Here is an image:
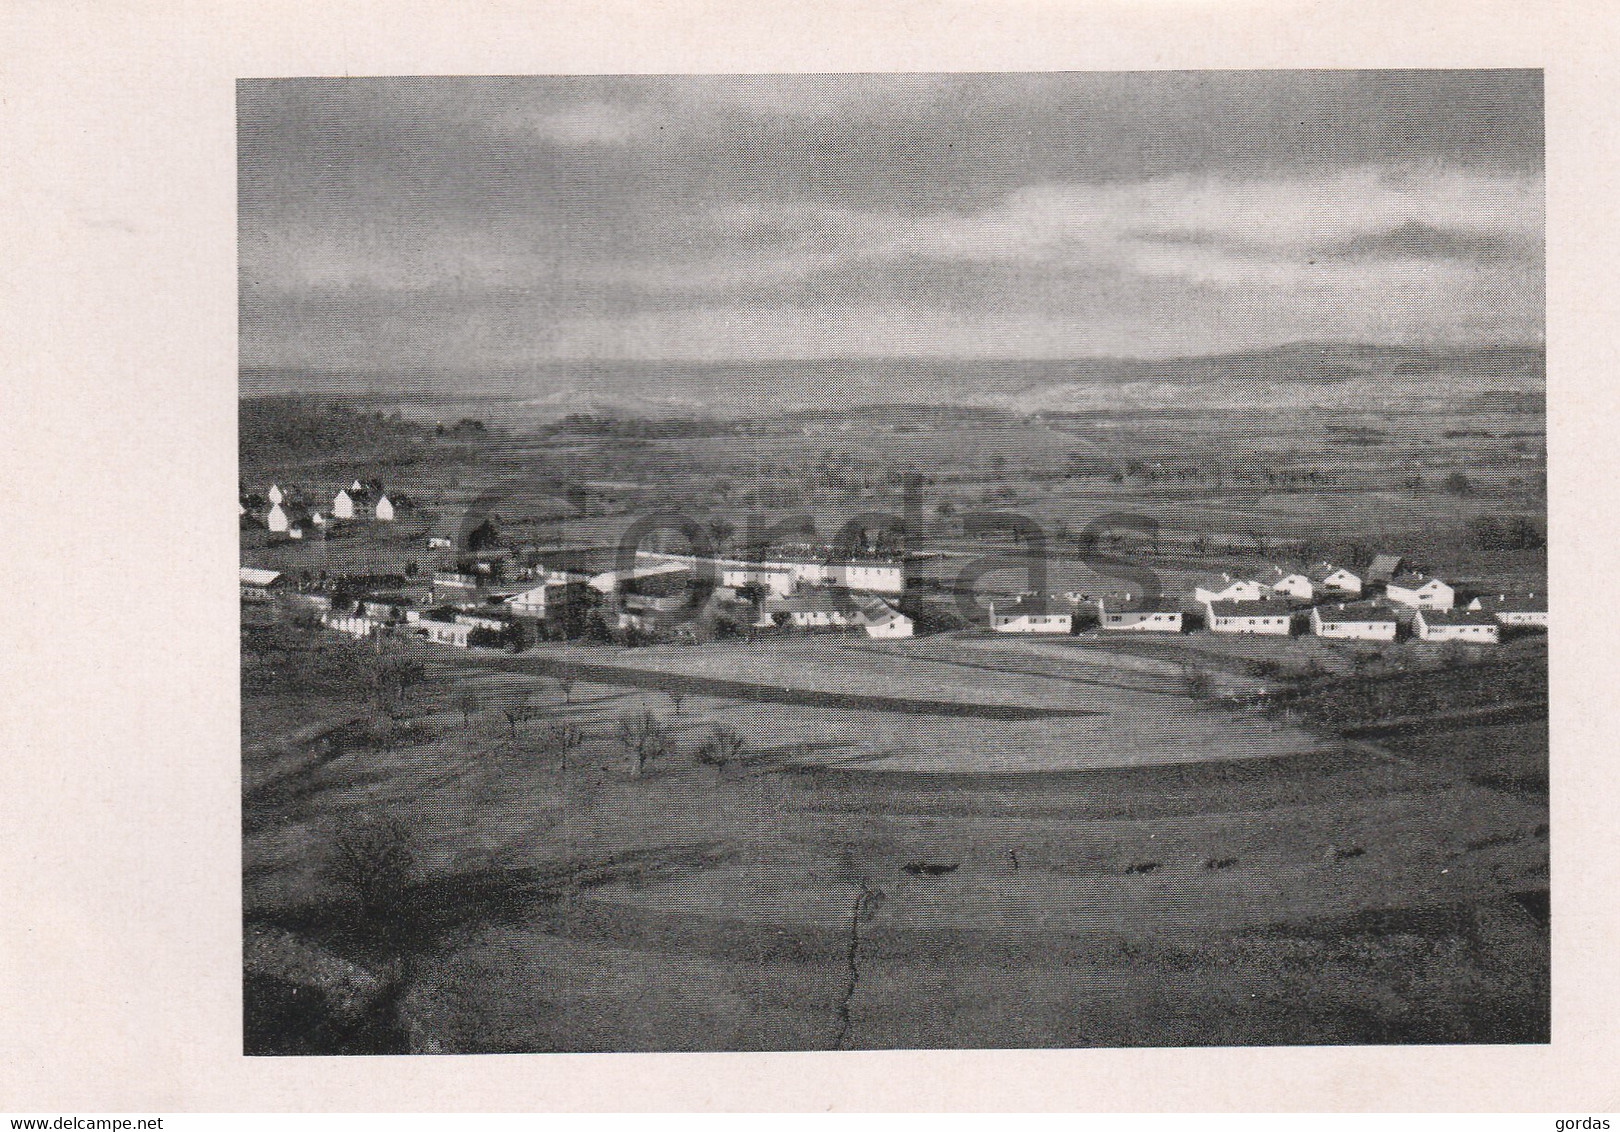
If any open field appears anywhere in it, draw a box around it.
[241,352,1547,1052]
[243,620,1547,1051]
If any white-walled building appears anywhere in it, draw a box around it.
[240,567,284,602]
[1467,593,1548,628]
[1386,573,1455,611]
[720,563,796,597]
[989,597,1072,634]
[1097,596,1183,633]
[1259,566,1315,602]
[1193,573,1268,604]
[266,502,290,532]
[413,619,474,647]
[1310,602,1398,641]
[266,484,284,505]
[332,489,358,520]
[1414,608,1500,643]
[1205,598,1294,635]
[856,596,914,639]
[1307,562,1363,597]
[766,591,857,629]
[374,493,395,522]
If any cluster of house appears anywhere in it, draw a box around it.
[239,480,400,540]
[989,553,1546,645]
[241,541,915,647]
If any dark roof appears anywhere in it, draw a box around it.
[1420,608,1497,626]
[1367,554,1404,579]
[1313,602,1398,624]
[1476,592,1547,613]
[1307,561,1354,583]
[993,596,1070,617]
[1391,572,1447,588]
[1208,598,1294,618]
[1103,595,1179,614]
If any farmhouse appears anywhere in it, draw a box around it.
[1468,592,1548,628]
[373,493,395,522]
[856,595,914,639]
[767,590,856,630]
[1385,572,1455,611]
[720,562,796,597]
[988,596,1072,634]
[1259,566,1314,601]
[1205,598,1294,635]
[1193,573,1267,604]
[266,483,284,505]
[240,567,284,602]
[1307,561,1363,596]
[265,502,290,532]
[332,485,389,521]
[1097,595,1183,633]
[1414,608,1500,643]
[413,619,474,647]
[1310,602,1398,641]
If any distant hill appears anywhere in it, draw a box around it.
[241,343,1545,424]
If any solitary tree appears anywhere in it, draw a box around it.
[695,724,747,773]
[456,689,482,728]
[322,813,417,921]
[617,709,672,777]
[555,676,575,705]
[668,689,686,715]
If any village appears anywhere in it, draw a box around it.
[240,474,1547,656]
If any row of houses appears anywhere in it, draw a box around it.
[985,548,1545,645]
[633,548,906,596]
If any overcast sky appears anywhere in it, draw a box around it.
[239,71,1543,370]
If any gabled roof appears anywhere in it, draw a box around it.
[992,596,1070,617]
[1367,554,1404,578]
[1313,602,1397,624]
[240,567,281,586]
[1102,595,1179,614]
[1419,608,1496,626]
[1306,561,1356,583]
[1208,598,1293,618]
[768,590,854,615]
[1476,592,1547,613]
[1390,572,1448,589]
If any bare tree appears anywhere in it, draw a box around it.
[456,689,482,728]
[668,688,686,715]
[695,723,747,773]
[617,709,672,777]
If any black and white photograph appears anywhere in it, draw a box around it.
[235,70,1549,1055]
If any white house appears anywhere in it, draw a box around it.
[1467,593,1548,628]
[766,591,856,629]
[1205,598,1294,635]
[1414,608,1500,643]
[266,484,284,505]
[1097,595,1183,633]
[1259,566,1314,602]
[826,558,905,595]
[240,567,283,602]
[856,595,914,639]
[720,563,796,597]
[1310,602,1398,641]
[989,596,1072,634]
[413,619,473,647]
[427,536,454,551]
[332,489,357,519]
[265,502,290,532]
[374,493,395,522]
[503,573,589,618]
[588,561,691,594]
[1307,561,1363,597]
[1193,573,1267,604]
[1386,573,1455,611]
